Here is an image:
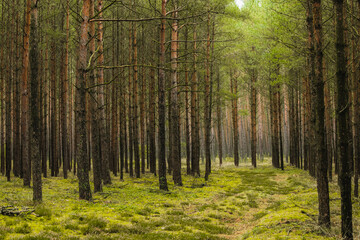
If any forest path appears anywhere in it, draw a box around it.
[0,161,346,239]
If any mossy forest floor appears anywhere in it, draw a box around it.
[0,159,359,240]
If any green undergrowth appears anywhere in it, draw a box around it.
[0,159,356,239]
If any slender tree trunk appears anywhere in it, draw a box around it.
[204,11,212,181]
[22,0,32,186]
[324,61,333,182]
[128,22,134,177]
[306,0,316,177]
[191,25,200,176]
[119,20,126,180]
[61,0,69,179]
[98,0,111,184]
[50,20,58,177]
[76,0,92,201]
[5,8,13,182]
[312,0,330,228]
[149,68,156,175]
[278,86,284,170]
[0,47,4,176]
[216,69,223,167]
[231,71,239,167]
[251,53,257,168]
[270,79,280,169]
[334,0,353,238]
[30,0,42,202]
[158,0,168,191]
[171,2,182,185]
[42,40,48,178]
[140,68,146,175]
[140,23,146,175]
[354,0,360,197]
[13,2,21,178]
[132,0,140,179]
[184,27,191,174]
[89,0,102,193]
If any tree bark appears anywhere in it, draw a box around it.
[354,0,360,198]
[216,68,223,167]
[312,0,330,228]
[61,0,69,179]
[231,71,239,167]
[184,27,191,174]
[76,0,92,201]
[149,68,156,175]
[30,0,42,202]
[89,0,102,193]
[98,0,112,185]
[204,11,212,181]
[306,0,316,177]
[251,51,257,168]
[128,22,134,177]
[170,1,182,186]
[334,0,353,238]
[22,0,32,186]
[132,0,140,179]
[158,0,168,191]
[191,25,200,176]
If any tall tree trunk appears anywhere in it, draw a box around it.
[22,0,32,186]
[66,0,71,173]
[184,27,191,174]
[324,61,333,182]
[149,68,156,175]
[231,71,239,167]
[204,11,212,181]
[216,68,223,167]
[89,0,102,193]
[140,23,146,175]
[334,0,353,238]
[312,0,330,228]
[191,25,200,176]
[158,0,168,191]
[128,22,133,177]
[171,2,182,185]
[13,2,21,178]
[5,6,13,182]
[76,0,92,201]
[50,20,58,177]
[251,52,257,168]
[30,0,42,202]
[278,87,284,170]
[0,47,4,176]
[132,0,140,179]
[140,68,146,175]
[98,0,111,185]
[354,0,360,197]
[270,79,280,169]
[119,20,126,180]
[306,0,316,177]
[61,0,69,179]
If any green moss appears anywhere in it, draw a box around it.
[0,161,346,240]
[0,225,11,240]
[64,219,80,231]
[193,222,233,234]
[14,223,32,234]
[34,205,52,219]
[166,209,185,215]
[43,225,62,233]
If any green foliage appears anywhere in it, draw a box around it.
[34,205,52,219]
[14,223,32,234]
[0,161,347,239]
